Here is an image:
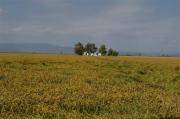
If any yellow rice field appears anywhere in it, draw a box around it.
[0,53,180,119]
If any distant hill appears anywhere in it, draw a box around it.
[0,43,74,53]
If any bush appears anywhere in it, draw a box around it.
[107,48,119,56]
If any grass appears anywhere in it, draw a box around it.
[0,53,180,118]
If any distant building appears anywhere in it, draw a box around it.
[83,52,102,56]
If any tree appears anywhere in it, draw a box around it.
[74,42,84,55]
[107,48,119,56]
[112,50,119,56]
[84,43,97,53]
[107,48,113,56]
[99,44,107,56]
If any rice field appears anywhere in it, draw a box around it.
[0,53,180,119]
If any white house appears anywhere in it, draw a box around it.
[83,52,88,56]
[98,53,102,56]
[83,52,102,56]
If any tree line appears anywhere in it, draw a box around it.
[74,42,119,56]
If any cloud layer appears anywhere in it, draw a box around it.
[0,0,179,54]
[0,8,4,16]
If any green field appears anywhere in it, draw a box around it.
[0,53,180,119]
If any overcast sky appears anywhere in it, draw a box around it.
[0,0,180,54]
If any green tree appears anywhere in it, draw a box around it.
[99,44,107,56]
[107,48,113,56]
[85,43,97,53]
[112,50,119,56]
[74,42,84,55]
[107,48,119,56]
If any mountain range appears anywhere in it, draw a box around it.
[0,43,74,53]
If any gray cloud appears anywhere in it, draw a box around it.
[0,0,180,54]
[0,8,4,16]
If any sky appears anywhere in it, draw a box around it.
[0,0,180,54]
